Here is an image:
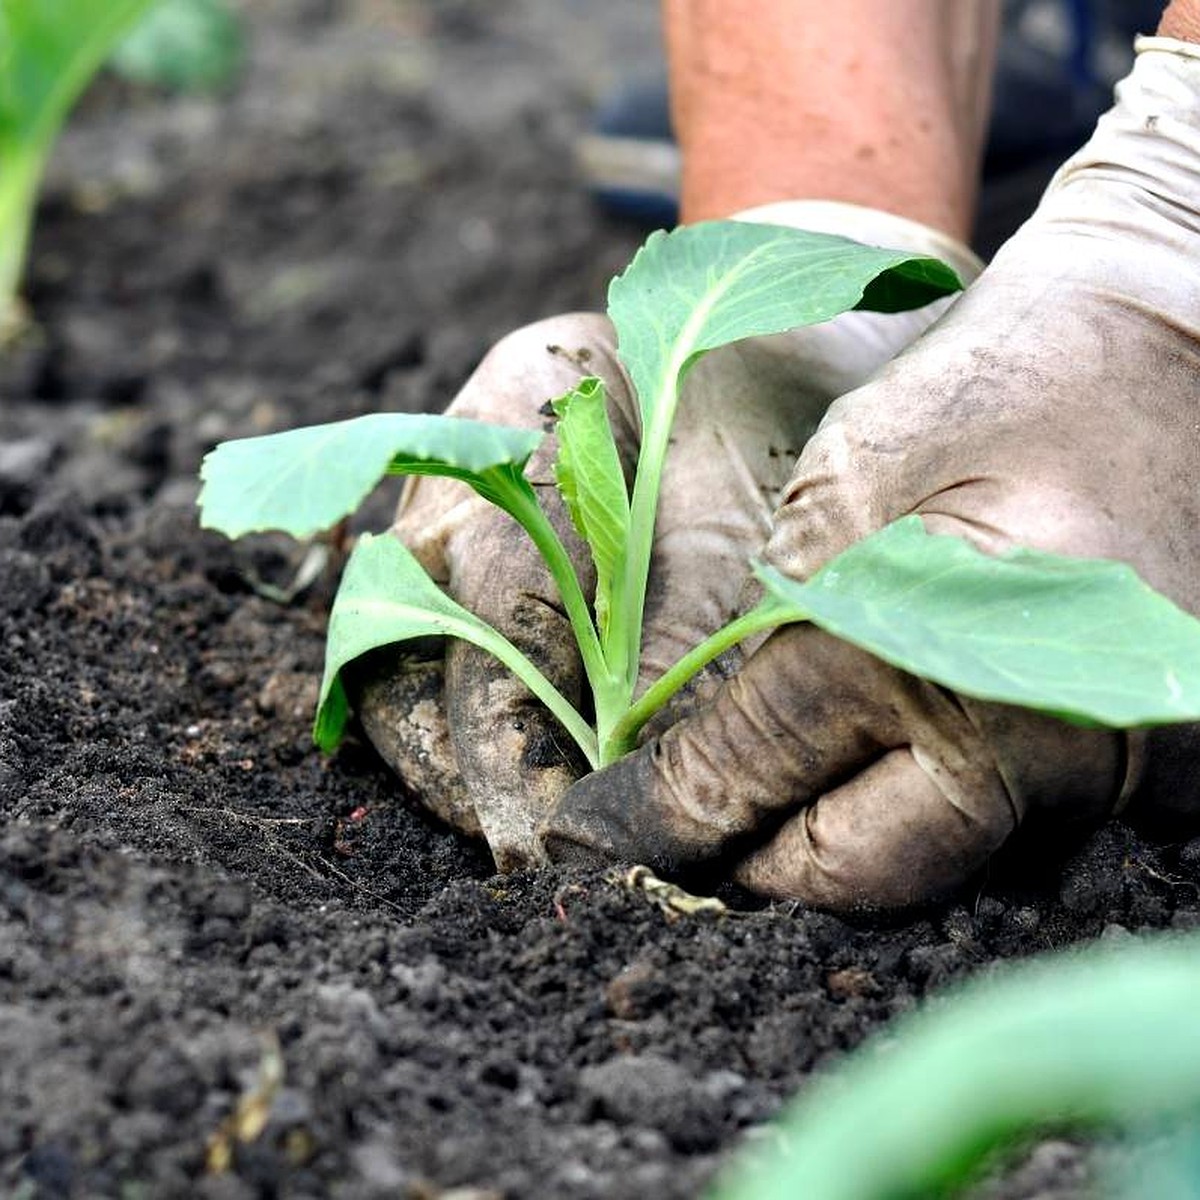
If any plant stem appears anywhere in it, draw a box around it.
[613,284,728,696]
[0,151,41,334]
[504,486,626,719]
[600,598,802,764]
[612,398,674,699]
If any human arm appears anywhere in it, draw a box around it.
[664,0,999,237]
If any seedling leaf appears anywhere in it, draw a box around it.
[198,413,543,539]
[607,220,962,422]
[315,532,597,765]
[756,516,1200,726]
[552,376,629,642]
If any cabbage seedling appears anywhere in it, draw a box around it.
[198,221,1200,771]
[0,0,157,330]
[0,0,237,335]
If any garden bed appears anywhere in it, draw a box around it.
[3,3,1198,1197]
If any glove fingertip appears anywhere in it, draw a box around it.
[538,742,703,876]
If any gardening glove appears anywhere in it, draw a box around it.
[349,206,981,870]
[541,39,1200,909]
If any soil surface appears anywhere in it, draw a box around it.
[3,4,1199,1198]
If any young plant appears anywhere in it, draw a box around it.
[198,220,1200,773]
[0,0,157,332]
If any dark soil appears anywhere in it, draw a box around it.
[3,4,1199,1198]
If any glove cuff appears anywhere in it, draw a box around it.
[732,199,984,287]
[1134,34,1200,60]
[1038,34,1200,245]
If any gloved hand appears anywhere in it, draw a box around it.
[540,39,1200,909]
[349,207,979,871]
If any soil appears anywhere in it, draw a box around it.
[3,4,1199,1198]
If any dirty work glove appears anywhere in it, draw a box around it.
[349,207,979,870]
[540,40,1200,909]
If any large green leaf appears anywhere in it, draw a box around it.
[111,0,242,94]
[552,377,629,643]
[315,533,597,765]
[756,517,1200,726]
[198,412,543,539]
[0,0,156,319]
[607,220,962,423]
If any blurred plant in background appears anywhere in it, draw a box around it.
[111,0,241,94]
[0,0,241,342]
[714,934,1200,1200]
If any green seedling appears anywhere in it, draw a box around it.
[198,220,1200,771]
[0,0,157,331]
[711,933,1200,1200]
[0,0,239,336]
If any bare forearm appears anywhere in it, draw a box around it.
[1161,0,1200,42]
[664,0,1000,239]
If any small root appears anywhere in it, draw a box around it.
[610,864,728,921]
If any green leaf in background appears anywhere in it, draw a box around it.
[0,0,156,326]
[607,220,962,425]
[111,0,242,94]
[552,376,629,643]
[315,533,596,765]
[198,413,544,540]
[606,220,962,696]
[755,516,1200,726]
[711,935,1200,1200]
